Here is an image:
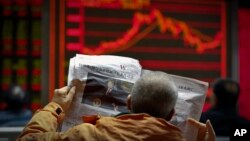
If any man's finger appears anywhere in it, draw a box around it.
[67,86,76,100]
[57,86,70,94]
[206,120,216,140]
[54,89,59,94]
[187,118,207,133]
[187,118,205,128]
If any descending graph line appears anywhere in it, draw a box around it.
[70,9,222,54]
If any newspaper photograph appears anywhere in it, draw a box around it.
[82,72,133,112]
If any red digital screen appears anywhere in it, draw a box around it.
[49,0,228,110]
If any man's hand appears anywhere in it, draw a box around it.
[52,86,76,112]
[187,118,216,141]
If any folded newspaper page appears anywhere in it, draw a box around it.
[62,54,208,141]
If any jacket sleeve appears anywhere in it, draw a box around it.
[17,102,98,141]
[16,102,63,140]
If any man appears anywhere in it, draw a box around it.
[17,72,214,141]
[0,84,32,126]
[200,78,250,136]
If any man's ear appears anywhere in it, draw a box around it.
[165,109,175,121]
[127,94,132,111]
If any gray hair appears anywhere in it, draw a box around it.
[130,71,178,119]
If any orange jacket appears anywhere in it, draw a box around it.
[17,102,186,141]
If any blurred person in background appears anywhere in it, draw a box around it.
[200,78,250,136]
[0,84,32,126]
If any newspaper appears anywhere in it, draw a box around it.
[62,54,208,141]
[62,54,142,131]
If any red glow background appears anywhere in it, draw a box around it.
[239,8,250,120]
